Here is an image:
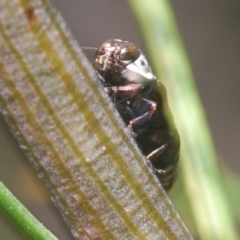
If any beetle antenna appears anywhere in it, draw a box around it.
[83,46,98,51]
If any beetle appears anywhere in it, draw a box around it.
[93,39,180,191]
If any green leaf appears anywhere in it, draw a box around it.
[129,0,238,239]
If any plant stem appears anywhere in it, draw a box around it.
[129,0,238,239]
[0,181,58,240]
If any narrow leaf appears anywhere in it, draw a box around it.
[129,0,238,239]
[0,0,193,239]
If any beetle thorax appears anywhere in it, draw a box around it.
[94,39,156,86]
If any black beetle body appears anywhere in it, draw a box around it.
[93,39,180,190]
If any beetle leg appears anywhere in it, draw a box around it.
[104,84,142,93]
[127,98,157,137]
[127,112,150,137]
[147,140,171,161]
[146,140,171,174]
[142,98,157,118]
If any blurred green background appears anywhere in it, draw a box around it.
[0,1,239,239]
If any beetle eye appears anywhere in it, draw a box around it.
[120,45,140,61]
